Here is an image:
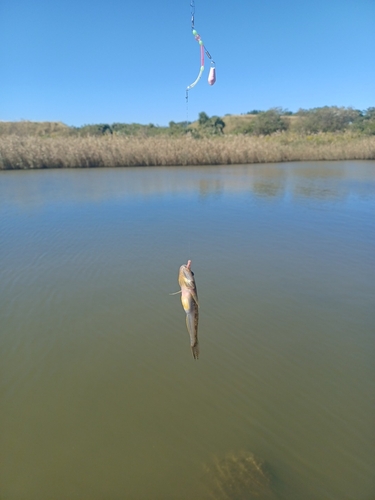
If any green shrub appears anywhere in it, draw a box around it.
[197,112,225,135]
[296,106,361,133]
[352,108,375,135]
[251,108,289,135]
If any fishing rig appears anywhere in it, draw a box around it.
[186,0,216,104]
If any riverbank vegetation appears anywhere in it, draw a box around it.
[1,107,374,169]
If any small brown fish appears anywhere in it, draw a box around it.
[178,260,199,359]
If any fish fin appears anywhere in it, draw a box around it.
[169,290,182,295]
[191,290,199,307]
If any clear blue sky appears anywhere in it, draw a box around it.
[1,0,374,126]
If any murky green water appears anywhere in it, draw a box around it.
[1,162,374,500]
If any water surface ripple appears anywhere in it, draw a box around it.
[1,162,374,500]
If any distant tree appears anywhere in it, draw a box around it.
[210,116,225,134]
[198,112,210,126]
[168,120,188,136]
[102,124,112,134]
[169,120,188,128]
[112,123,143,135]
[78,124,112,136]
[296,106,361,133]
[352,107,375,135]
[251,108,288,135]
[197,113,225,135]
[365,107,375,119]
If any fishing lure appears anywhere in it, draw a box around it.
[186,0,216,100]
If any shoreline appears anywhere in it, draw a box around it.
[1,133,375,170]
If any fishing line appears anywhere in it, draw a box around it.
[184,0,216,262]
[185,0,216,122]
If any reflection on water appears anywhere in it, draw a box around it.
[1,161,374,209]
[1,161,374,500]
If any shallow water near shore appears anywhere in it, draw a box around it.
[1,161,374,500]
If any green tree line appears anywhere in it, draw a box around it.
[237,107,375,135]
[1,106,374,138]
[69,107,375,137]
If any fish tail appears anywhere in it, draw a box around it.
[191,342,199,360]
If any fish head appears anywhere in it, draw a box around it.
[178,264,195,289]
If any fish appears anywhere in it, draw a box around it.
[177,260,199,359]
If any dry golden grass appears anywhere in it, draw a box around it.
[1,133,375,170]
[220,114,257,134]
[0,121,71,137]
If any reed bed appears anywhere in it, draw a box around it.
[1,133,375,170]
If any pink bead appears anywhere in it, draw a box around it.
[200,45,204,66]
